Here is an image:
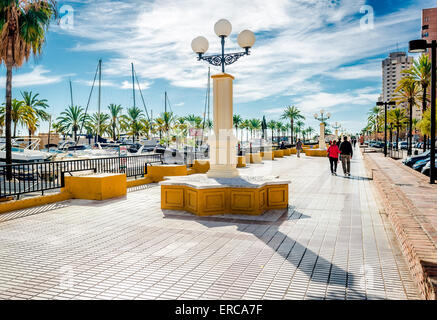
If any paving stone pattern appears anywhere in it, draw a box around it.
[0,148,420,300]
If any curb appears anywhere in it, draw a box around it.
[363,152,437,300]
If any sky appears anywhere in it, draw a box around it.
[1,0,435,135]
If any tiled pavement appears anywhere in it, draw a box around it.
[0,148,420,300]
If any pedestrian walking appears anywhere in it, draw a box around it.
[339,136,353,176]
[336,137,342,147]
[296,139,303,158]
[327,141,340,175]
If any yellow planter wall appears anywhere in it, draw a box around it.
[304,149,328,157]
[283,149,292,156]
[274,150,284,158]
[245,153,262,164]
[237,156,246,168]
[261,151,274,160]
[146,165,188,182]
[161,184,289,216]
[64,173,127,200]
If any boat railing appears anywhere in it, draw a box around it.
[0,153,163,199]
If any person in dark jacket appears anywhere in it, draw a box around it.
[339,136,353,176]
[336,137,342,147]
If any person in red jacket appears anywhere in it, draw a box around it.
[327,141,341,175]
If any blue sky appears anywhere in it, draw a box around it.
[1,0,435,135]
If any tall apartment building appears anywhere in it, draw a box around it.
[422,7,437,49]
[381,52,420,118]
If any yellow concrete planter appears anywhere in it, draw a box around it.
[161,184,289,216]
[0,192,72,215]
[146,165,188,183]
[245,153,262,164]
[188,160,210,174]
[273,150,284,158]
[304,149,328,157]
[261,151,274,160]
[64,173,127,200]
[290,148,297,155]
[283,149,292,156]
[237,156,246,168]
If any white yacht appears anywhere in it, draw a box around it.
[0,138,52,163]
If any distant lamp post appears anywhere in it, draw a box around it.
[409,39,436,184]
[332,122,341,140]
[314,110,331,150]
[191,19,255,73]
[377,101,396,157]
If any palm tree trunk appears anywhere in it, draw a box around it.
[5,35,14,176]
[290,120,294,144]
[408,100,413,156]
[112,122,116,141]
[423,85,427,152]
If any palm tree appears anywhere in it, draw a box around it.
[249,118,261,139]
[56,106,87,142]
[0,0,57,171]
[122,106,144,143]
[161,111,174,146]
[233,114,242,141]
[296,120,305,140]
[139,118,152,140]
[306,126,315,142]
[394,76,421,155]
[107,104,123,141]
[417,109,437,137]
[275,121,284,141]
[86,113,110,140]
[404,54,431,151]
[1,99,36,137]
[267,120,276,143]
[154,117,165,140]
[281,106,305,144]
[367,106,381,141]
[239,120,250,143]
[388,108,408,150]
[20,91,49,143]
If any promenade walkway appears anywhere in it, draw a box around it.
[364,152,437,299]
[0,149,420,300]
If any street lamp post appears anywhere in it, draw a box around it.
[191,19,255,178]
[332,122,341,140]
[191,19,255,73]
[314,110,331,150]
[377,101,396,157]
[409,39,436,184]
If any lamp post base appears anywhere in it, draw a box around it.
[207,166,239,179]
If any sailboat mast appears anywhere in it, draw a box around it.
[69,78,74,107]
[165,91,167,114]
[131,63,136,108]
[97,59,102,140]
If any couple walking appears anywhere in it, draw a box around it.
[327,136,353,176]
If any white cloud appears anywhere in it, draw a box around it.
[0,66,66,88]
[55,0,427,127]
[74,79,152,90]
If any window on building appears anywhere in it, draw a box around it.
[423,32,429,37]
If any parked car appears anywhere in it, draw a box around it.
[421,161,437,177]
[399,141,408,150]
[403,150,431,167]
[412,158,430,172]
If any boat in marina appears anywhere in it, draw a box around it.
[0,138,53,163]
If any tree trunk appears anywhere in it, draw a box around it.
[290,120,294,144]
[112,122,116,141]
[5,35,14,178]
[408,99,413,156]
[423,85,427,152]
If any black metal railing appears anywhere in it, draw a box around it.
[0,154,162,199]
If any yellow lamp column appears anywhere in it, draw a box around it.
[319,122,327,150]
[207,73,239,178]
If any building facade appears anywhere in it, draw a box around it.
[422,7,437,49]
[381,52,420,118]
